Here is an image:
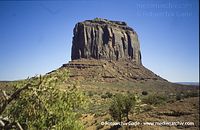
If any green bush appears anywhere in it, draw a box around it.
[101,92,113,99]
[142,94,167,106]
[1,69,88,130]
[109,93,140,122]
[88,91,94,97]
[105,92,113,98]
[175,91,199,101]
[142,91,148,96]
[94,17,102,21]
[183,91,199,98]
[176,93,182,100]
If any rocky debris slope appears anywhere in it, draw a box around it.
[62,59,165,82]
[71,18,142,65]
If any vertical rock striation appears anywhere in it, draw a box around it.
[71,18,142,65]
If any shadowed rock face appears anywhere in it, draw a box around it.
[71,18,142,65]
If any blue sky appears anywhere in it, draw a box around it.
[0,0,199,82]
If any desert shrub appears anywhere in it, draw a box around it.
[183,91,199,98]
[143,105,153,112]
[101,92,113,99]
[167,98,176,103]
[105,92,113,98]
[109,93,140,122]
[1,69,88,130]
[176,93,183,100]
[142,94,167,106]
[101,94,107,99]
[159,110,191,117]
[88,91,94,97]
[142,91,148,95]
[175,91,199,101]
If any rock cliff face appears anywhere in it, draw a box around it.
[61,18,166,82]
[71,18,142,65]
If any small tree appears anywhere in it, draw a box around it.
[109,93,138,122]
[123,94,136,121]
[109,94,124,122]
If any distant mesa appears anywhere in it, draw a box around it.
[62,18,165,82]
[71,18,142,65]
